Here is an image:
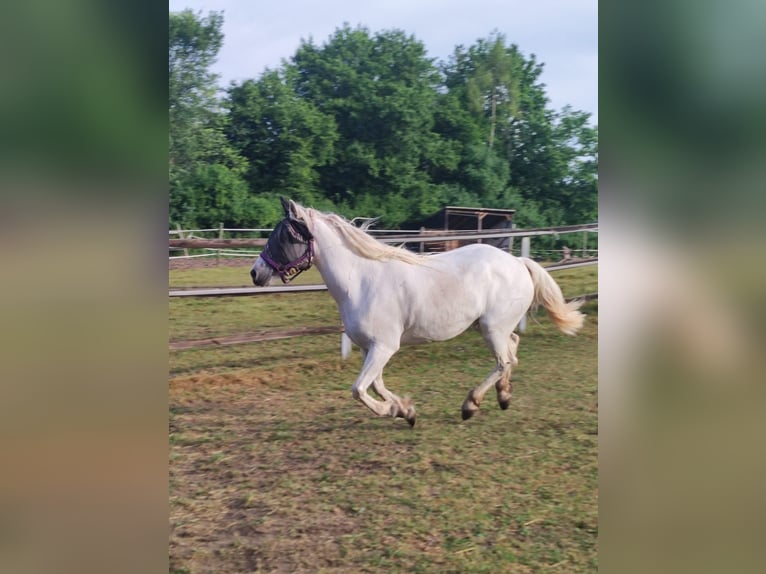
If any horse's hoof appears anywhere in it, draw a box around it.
[399,399,416,427]
[404,404,416,427]
[461,402,479,420]
[462,394,480,420]
[496,383,513,410]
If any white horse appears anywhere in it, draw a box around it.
[251,198,584,426]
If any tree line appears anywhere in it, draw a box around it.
[169,10,597,230]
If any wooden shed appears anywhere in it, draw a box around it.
[418,206,516,251]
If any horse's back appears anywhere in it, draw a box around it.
[431,243,528,278]
[390,244,533,344]
[435,243,534,312]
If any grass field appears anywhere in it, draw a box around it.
[169,262,597,573]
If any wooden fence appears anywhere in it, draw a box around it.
[169,222,598,259]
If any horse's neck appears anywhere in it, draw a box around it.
[311,217,373,301]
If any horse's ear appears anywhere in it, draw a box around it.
[280,197,301,220]
[280,196,291,217]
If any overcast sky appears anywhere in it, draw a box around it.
[169,0,597,124]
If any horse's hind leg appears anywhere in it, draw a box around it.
[461,363,504,420]
[495,333,520,410]
[462,329,515,420]
[509,332,520,366]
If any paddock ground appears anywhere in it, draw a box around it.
[169,264,597,573]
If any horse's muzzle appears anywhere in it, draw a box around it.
[250,258,273,286]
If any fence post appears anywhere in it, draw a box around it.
[176,223,189,257]
[217,222,224,264]
[518,236,531,332]
[582,230,588,258]
[419,227,425,254]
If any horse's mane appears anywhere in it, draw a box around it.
[303,207,425,264]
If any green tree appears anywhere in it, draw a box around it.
[444,33,523,151]
[226,71,338,206]
[169,9,222,178]
[507,106,598,226]
[440,34,597,229]
[169,10,250,227]
[168,13,597,231]
[289,24,457,225]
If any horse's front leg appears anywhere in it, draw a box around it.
[352,346,415,426]
[371,375,416,427]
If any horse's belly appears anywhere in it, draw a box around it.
[400,329,468,345]
[400,316,476,345]
[399,283,485,344]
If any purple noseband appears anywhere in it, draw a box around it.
[260,241,314,283]
[260,219,315,283]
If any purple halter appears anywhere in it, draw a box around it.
[260,219,315,283]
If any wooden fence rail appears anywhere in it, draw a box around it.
[169,222,598,251]
[170,238,268,249]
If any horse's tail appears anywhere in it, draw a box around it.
[520,257,585,336]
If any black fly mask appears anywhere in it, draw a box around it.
[259,204,314,283]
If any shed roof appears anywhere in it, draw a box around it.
[420,206,516,231]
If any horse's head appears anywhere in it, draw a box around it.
[250,198,314,285]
